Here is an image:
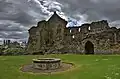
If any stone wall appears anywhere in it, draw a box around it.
[26,12,120,54]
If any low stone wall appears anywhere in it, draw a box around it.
[32,58,61,70]
[94,50,113,54]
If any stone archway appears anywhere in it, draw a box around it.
[85,41,94,54]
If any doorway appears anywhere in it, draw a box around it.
[85,41,94,54]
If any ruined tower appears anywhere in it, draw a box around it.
[26,12,67,54]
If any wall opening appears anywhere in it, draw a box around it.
[70,29,72,33]
[88,26,91,31]
[78,28,81,32]
[85,41,94,54]
[72,35,75,39]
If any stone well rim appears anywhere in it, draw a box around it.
[32,58,61,63]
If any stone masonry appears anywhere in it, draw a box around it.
[26,12,120,54]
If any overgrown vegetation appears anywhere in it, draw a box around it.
[0,44,26,55]
[2,48,25,55]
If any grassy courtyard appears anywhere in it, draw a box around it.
[0,54,120,79]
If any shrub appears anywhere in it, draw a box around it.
[3,48,25,55]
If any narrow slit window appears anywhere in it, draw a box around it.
[78,28,81,32]
[88,26,91,30]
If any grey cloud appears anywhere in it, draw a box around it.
[0,22,28,39]
[0,31,28,39]
[0,0,64,40]
[0,0,13,12]
[56,0,120,23]
[0,0,120,41]
[0,1,35,26]
[0,24,26,32]
[6,31,28,39]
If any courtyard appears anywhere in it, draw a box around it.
[0,54,120,79]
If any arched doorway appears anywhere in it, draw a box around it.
[85,41,94,54]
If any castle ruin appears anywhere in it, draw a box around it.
[26,12,120,54]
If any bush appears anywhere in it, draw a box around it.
[3,48,25,55]
[0,48,5,55]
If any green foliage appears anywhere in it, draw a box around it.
[3,48,25,55]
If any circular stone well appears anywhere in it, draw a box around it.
[21,58,74,73]
[32,58,61,70]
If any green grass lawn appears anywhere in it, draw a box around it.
[0,54,120,79]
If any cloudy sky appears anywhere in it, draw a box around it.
[0,0,120,42]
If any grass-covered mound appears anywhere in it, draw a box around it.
[0,54,120,79]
